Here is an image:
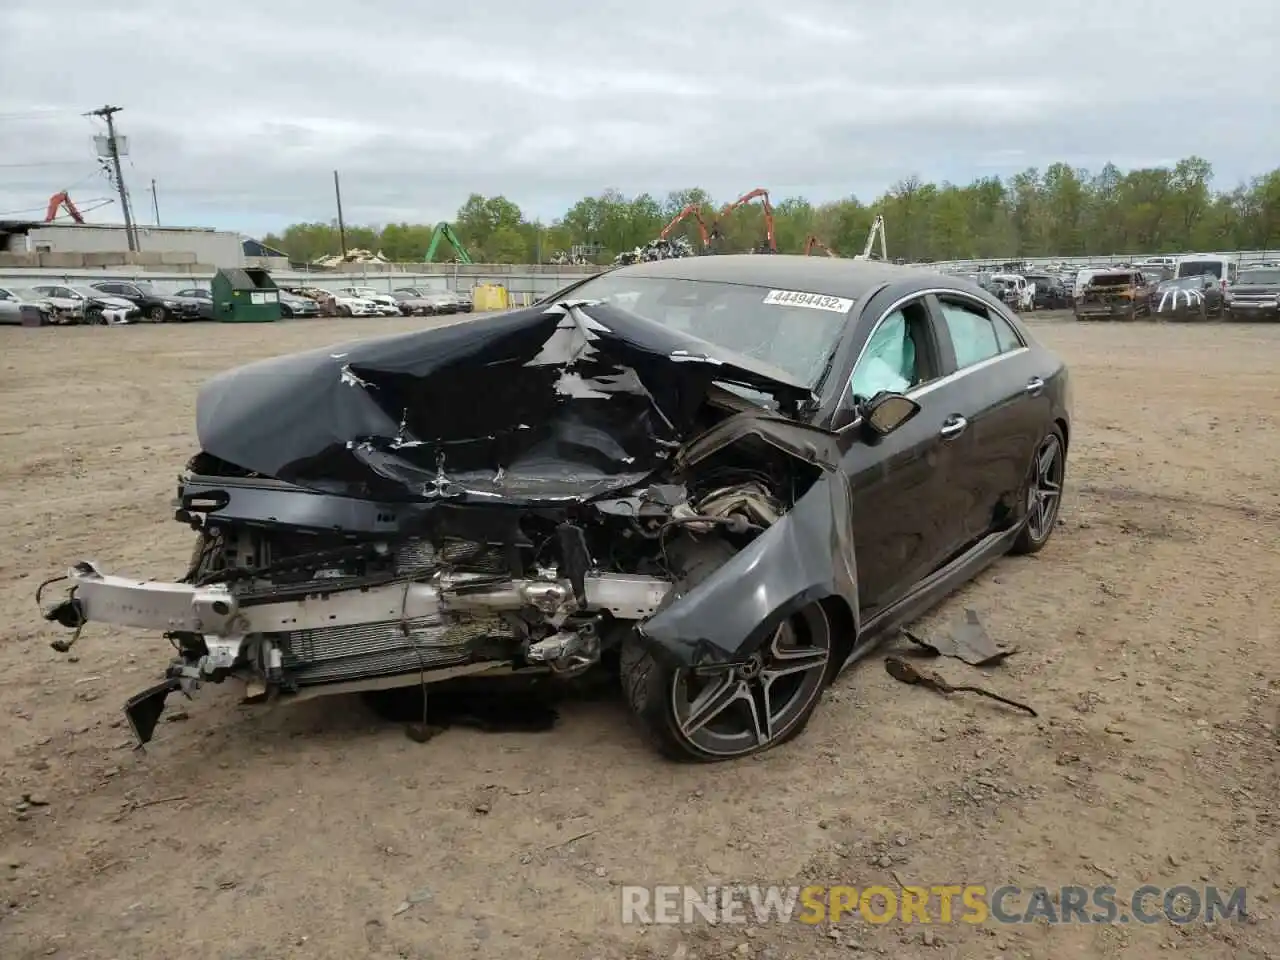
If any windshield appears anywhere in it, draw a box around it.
[70,285,107,298]
[552,274,853,386]
[1176,259,1224,279]
[1237,269,1280,285]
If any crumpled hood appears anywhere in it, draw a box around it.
[195,300,815,504]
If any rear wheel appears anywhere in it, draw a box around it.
[1012,426,1066,555]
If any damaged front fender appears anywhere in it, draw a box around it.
[638,470,858,667]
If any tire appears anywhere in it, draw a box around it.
[619,538,833,763]
[85,307,105,326]
[1011,425,1066,555]
[147,305,168,322]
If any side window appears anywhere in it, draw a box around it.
[939,299,1022,370]
[848,300,928,402]
[0,290,10,300]
[94,283,116,294]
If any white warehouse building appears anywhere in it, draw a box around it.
[5,222,247,267]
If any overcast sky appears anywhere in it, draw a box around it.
[2,0,1276,236]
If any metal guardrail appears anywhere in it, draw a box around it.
[920,250,1280,272]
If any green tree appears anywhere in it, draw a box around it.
[257,157,1280,265]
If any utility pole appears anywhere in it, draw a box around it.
[88,105,137,252]
[151,179,161,226]
[333,170,348,257]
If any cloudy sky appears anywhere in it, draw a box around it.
[1,0,1276,236]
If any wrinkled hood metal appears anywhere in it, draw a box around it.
[195,301,815,504]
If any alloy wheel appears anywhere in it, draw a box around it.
[1025,434,1064,543]
[668,605,831,758]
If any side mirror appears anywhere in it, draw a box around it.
[833,391,921,438]
[863,392,921,437]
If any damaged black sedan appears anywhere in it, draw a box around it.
[42,256,1071,762]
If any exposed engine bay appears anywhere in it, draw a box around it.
[42,301,853,748]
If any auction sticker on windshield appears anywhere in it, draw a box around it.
[762,289,854,313]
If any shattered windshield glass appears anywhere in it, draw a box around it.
[552,275,853,386]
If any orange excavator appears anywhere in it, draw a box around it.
[802,235,837,257]
[713,187,777,253]
[45,191,85,224]
[658,203,710,247]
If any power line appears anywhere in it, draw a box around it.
[0,160,89,169]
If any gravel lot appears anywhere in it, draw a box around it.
[0,314,1277,960]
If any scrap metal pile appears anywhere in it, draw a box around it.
[613,235,696,265]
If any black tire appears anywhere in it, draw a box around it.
[619,538,832,763]
[1011,425,1067,555]
[85,307,106,326]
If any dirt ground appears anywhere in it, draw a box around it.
[0,312,1277,960]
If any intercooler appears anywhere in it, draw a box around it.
[276,536,517,686]
[278,612,515,685]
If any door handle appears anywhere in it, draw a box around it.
[940,415,968,439]
[1025,377,1045,396]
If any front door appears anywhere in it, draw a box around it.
[840,296,956,619]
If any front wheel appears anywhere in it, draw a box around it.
[1011,426,1066,555]
[620,603,833,763]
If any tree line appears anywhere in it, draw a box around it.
[262,157,1280,266]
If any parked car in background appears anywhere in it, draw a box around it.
[394,287,473,313]
[173,288,217,321]
[1074,270,1155,320]
[1225,267,1280,321]
[332,293,382,317]
[990,273,1033,311]
[1174,255,1238,293]
[391,291,441,316]
[337,286,401,316]
[277,290,321,319]
[29,284,139,324]
[289,288,339,316]
[1151,275,1225,320]
[0,286,57,325]
[89,280,204,322]
[1024,274,1070,309]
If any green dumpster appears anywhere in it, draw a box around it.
[213,267,282,322]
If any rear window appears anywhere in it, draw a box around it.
[1238,269,1280,284]
[1090,272,1135,286]
[1176,259,1224,279]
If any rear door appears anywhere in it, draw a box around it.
[839,294,957,618]
[927,292,1051,545]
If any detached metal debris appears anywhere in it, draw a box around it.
[902,608,1018,666]
[887,609,1036,717]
